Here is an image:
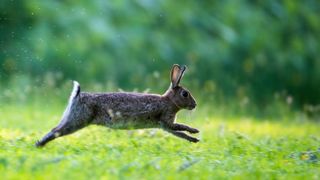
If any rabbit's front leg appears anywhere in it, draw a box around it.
[167,130,199,143]
[160,122,199,143]
[169,123,199,134]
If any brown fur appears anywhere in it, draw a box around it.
[35,64,199,147]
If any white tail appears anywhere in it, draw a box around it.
[70,81,80,102]
[57,81,80,129]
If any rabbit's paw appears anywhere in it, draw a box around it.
[189,137,200,143]
[189,128,200,134]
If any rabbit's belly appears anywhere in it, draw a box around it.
[107,115,160,129]
[95,105,163,129]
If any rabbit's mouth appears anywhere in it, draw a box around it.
[187,103,197,110]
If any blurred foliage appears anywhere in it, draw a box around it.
[0,0,319,112]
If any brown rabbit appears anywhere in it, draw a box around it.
[35,64,199,147]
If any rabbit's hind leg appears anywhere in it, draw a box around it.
[35,130,56,147]
[35,106,92,147]
[35,81,92,147]
[35,121,87,147]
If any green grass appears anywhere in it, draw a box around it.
[0,101,320,180]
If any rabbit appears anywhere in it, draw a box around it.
[35,64,199,147]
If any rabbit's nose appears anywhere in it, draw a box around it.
[190,103,197,109]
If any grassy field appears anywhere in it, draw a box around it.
[0,100,320,179]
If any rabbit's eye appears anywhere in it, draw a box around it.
[181,90,189,98]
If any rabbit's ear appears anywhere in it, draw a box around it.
[171,64,187,88]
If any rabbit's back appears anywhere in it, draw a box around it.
[84,92,166,129]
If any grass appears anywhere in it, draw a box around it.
[0,101,319,180]
[0,81,319,179]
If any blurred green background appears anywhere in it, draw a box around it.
[0,0,319,119]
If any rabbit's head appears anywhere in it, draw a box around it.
[164,64,197,110]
